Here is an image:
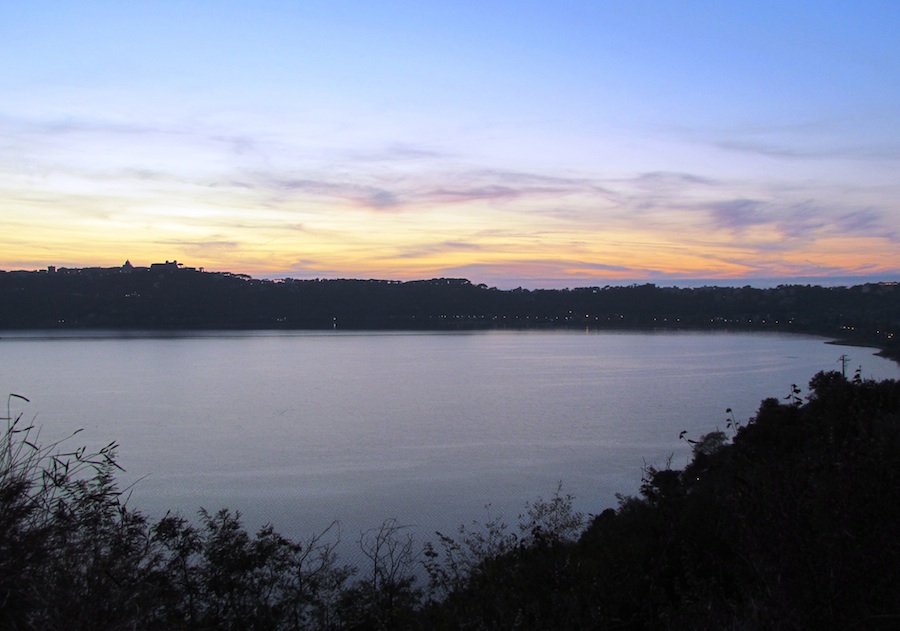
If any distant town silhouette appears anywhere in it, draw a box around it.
[2,261,898,361]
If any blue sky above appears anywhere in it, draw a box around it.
[2,1,899,287]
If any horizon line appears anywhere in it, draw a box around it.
[4,261,900,291]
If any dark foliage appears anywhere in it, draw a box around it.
[426,372,900,629]
[3,372,900,629]
[2,265,900,361]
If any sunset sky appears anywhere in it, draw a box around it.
[2,1,899,288]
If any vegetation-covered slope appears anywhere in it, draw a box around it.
[3,371,900,629]
[2,266,900,361]
[417,371,900,629]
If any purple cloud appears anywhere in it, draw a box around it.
[705,199,769,232]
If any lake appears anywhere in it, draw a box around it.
[2,329,898,553]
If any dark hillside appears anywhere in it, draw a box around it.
[2,265,899,359]
[422,372,900,629]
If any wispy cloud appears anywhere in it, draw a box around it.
[223,165,611,213]
[630,171,718,188]
[419,169,607,207]
[716,139,900,162]
[705,199,768,233]
[1,114,163,137]
[834,208,890,236]
[252,175,404,210]
[344,143,454,162]
[3,104,900,286]
[393,240,488,259]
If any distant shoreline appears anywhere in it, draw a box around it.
[2,266,899,365]
[3,325,898,368]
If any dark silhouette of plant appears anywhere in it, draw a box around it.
[0,393,162,629]
[421,373,900,629]
[785,382,803,406]
[339,519,422,630]
[4,374,900,629]
[150,509,357,631]
[421,487,585,629]
[0,396,355,631]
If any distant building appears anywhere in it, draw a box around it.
[150,260,182,272]
[149,260,197,273]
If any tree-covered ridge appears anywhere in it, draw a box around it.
[3,371,900,629]
[2,264,900,359]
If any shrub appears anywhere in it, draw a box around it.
[5,371,900,629]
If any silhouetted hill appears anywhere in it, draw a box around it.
[2,263,899,359]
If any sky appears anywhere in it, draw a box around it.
[2,1,899,288]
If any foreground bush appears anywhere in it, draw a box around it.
[425,372,900,629]
[1,395,361,630]
[3,372,900,629]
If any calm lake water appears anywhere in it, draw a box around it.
[2,329,898,549]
